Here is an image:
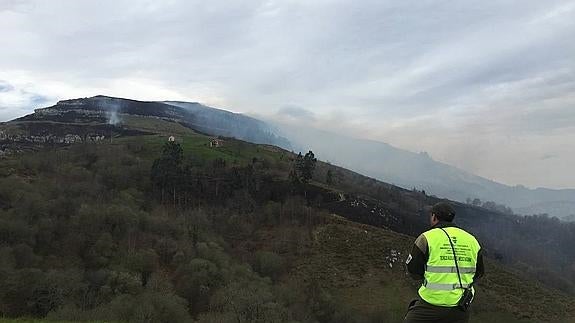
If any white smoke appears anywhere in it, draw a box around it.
[97,96,122,125]
[108,110,120,125]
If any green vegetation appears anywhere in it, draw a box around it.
[114,134,287,167]
[290,151,317,184]
[0,129,573,322]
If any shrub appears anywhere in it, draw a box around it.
[254,251,285,280]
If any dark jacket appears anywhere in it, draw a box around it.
[405,221,484,281]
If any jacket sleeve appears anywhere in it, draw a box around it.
[474,249,485,280]
[405,234,428,280]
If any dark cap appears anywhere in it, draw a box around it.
[431,202,455,222]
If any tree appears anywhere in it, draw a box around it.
[288,169,300,185]
[300,151,317,184]
[174,258,222,315]
[2,269,63,317]
[253,251,285,281]
[209,281,289,323]
[109,292,190,323]
[86,233,116,268]
[151,142,184,204]
[289,153,303,187]
[161,141,184,165]
[291,151,317,184]
[128,249,159,287]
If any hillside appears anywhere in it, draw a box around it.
[3,96,575,292]
[0,97,574,322]
[0,109,574,322]
[4,95,574,220]
[274,122,575,220]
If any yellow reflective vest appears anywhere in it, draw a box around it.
[418,226,481,307]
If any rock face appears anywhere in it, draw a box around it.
[20,95,193,124]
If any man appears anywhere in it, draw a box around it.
[404,202,484,323]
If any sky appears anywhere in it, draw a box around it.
[1,0,574,189]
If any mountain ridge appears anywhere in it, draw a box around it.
[271,120,575,219]
[2,95,574,220]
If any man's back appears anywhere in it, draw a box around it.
[418,226,481,306]
[404,203,484,323]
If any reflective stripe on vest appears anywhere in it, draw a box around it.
[423,280,472,290]
[418,226,481,307]
[426,265,476,274]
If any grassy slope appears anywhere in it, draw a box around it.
[291,219,575,322]
[117,116,286,166]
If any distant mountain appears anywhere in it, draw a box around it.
[3,96,291,149]
[3,95,573,220]
[516,200,575,222]
[270,122,575,221]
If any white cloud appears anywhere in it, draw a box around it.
[0,0,574,188]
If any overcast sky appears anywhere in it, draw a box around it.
[1,0,574,189]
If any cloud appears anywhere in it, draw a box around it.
[0,79,52,120]
[276,105,316,122]
[0,0,574,188]
[0,80,15,92]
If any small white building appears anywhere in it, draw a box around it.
[168,136,175,142]
[209,139,223,147]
